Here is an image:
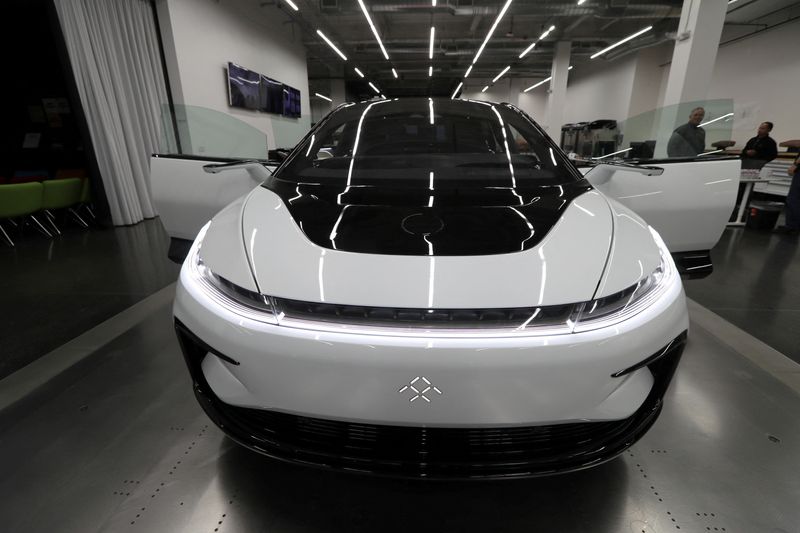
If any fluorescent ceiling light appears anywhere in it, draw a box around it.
[699,112,734,127]
[591,26,653,59]
[539,25,555,40]
[316,30,347,61]
[518,41,536,59]
[432,0,436,5]
[392,68,398,78]
[492,65,511,83]
[314,93,332,102]
[357,0,390,60]
[283,0,299,10]
[464,65,473,77]
[429,66,433,77]
[577,0,587,5]
[728,0,738,3]
[429,97,434,125]
[482,85,489,93]
[523,77,551,92]
[471,0,513,65]
[354,67,365,78]
[569,65,574,70]
[368,81,381,94]
[451,81,463,99]
[429,27,435,59]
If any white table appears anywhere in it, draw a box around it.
[727,177,780,227]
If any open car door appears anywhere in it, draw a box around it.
[583,156,741,278]
[150,155,276,262]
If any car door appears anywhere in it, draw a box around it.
[583,156,741,277]
[150,155,276,261]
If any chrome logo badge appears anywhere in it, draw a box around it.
[398,376,442,403]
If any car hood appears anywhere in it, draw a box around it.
[236,186,614,308]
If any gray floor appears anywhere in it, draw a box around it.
[0,219,179,379]
[685,225,800,365]
[0,291,799,532]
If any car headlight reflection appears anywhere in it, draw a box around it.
[187,222,278,324]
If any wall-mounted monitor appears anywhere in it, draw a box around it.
[227,62,260,110]
[282,85,301,118]
[259,75,284,115]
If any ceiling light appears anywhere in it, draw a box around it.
[577,0,587,5]
[392,68,398,78]
[316,30,347,61]
[523,77,551,92]
[429,27,435,59]
[354,67,365,78]
[518,41,536,59]
[429,97,434,125]
[699,112,734,127]
[357,0,390,60]
[464,65,473,77]
[539,25,555,40]
[368,81,381,94]
[283,0,299,11]
[569,65,573,70]
[492,65,511,83]
[482,86,489,93]
[429,66,433,77]
[451,81,463,99]
[471,0,513,66]
[315,93,332,102]
[590,26,653,59]
[728,0,738,3]
[432,0,436,5]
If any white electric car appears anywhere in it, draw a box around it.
[151,98,739,478]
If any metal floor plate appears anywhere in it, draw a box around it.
[1,302,799,533]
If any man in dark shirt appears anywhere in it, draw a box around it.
[741,121,778,170]
[667,107,706,157]
[774,155,800,235]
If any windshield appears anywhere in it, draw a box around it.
[273,98,582,189]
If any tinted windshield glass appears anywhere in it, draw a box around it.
[275,98,581,188]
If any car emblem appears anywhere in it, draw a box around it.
[401,213,445,236]
[398,376,442,403]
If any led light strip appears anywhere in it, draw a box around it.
[699,112,734,127]
[591,26,652,59]
[368,81,381,94]
[492,65,511,83]
[522,66,571,92]
[392,68,398,79]
[354,67,365,78]
[283,0,299,10]
[471,0,513,66]
[314,93,332,102]
[316,30,347,61]
[451,81,463,99]
[429,27,435,59]
[357,0,390,60]
[519,25,555,58]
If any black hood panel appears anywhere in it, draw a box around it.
[264,179,593,256]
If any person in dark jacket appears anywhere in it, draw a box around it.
[741,121,778,170]
[774,155,800,235]
[667,107,706,157]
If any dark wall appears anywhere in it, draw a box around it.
[0,0,89,180]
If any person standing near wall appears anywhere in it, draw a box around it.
[741,121,778,170]
[667,107,706,158]
[774,154,800,235]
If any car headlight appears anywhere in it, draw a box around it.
[571,226,677,333]
[186,222,278,324]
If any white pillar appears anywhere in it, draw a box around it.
[662,0,728,106]
[543,41,571,134]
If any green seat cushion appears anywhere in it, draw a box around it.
[0,182,44,218]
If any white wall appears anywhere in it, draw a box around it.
[561,54,638,124]
[706,19,800,148]
[156,0,311,157]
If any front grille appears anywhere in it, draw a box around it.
[275,297,575,331]
[175,320,686,479]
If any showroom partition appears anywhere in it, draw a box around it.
[54,0,174,226]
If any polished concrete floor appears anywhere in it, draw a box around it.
[684,226,800,364]
[1,289,798,532]
[0,219,179,379]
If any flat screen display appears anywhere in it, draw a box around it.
[282,85,301,118]
[227,62,260,110]
[259,75,284,115]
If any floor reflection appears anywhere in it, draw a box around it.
[214,439,630,532]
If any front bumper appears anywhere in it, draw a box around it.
[177,321,686,478]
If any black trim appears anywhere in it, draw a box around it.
[152,153,266,163]
[672,250,713,279]
[628,155,740,165]
[175,319,240,368]
[174,319,687,479]
[167,237,193,264]
[611,331,687,378]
